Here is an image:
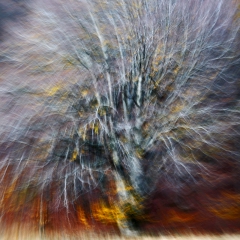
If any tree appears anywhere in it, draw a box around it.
[0,0,239,235]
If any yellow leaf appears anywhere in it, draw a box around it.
[94,123,99,134]
[70,149,78,162]
[81,89,88,97]
[46,85,62,96]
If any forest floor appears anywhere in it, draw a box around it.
[0,227,239,240]
[0,234,239,240]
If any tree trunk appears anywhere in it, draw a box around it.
[113,171,139,235]
[111,150,143,235]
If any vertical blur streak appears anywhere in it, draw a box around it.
[0,0,239,237]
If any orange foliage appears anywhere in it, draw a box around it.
[167,209,197,223]
[76,206,89,227]
[92,200,126,224]
[209,191,240,220]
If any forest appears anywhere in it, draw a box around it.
[0,0,239,237]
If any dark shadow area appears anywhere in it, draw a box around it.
[0,0,29,41]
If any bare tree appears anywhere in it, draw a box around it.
[0,0,239,235]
